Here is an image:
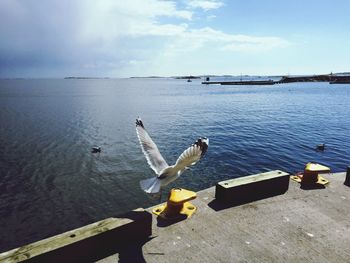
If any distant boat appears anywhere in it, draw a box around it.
[187,79,192,82]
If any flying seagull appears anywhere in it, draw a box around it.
[136,117,209,195]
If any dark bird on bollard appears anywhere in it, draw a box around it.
[135,117,208,196]
[316,144,325,151]
[91,146,101,153]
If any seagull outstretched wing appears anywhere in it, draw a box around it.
[136,118,168,175]
[174,137,209,171]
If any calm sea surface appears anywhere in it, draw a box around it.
[0,78,350,251]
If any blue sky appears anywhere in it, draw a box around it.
[0,0,349,78]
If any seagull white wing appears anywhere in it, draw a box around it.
[136,118,168,175]
[174,137,209,171]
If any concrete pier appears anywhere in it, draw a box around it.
[1,172,349,262]
[101,172,350,262]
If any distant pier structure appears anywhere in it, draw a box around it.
[202,79,275,85]
[202,73,350,85]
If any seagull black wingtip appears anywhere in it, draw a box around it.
[195,137,209,157]
[136,118,144,128]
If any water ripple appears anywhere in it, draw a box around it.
[1,79,350,251]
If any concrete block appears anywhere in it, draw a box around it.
[0,208,152,263]
[215,170,290,204]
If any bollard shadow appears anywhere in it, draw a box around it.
[117,236,155,263]
[156,214,187,228]
[300,183,326,190]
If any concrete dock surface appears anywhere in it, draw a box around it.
[99,172,350,263]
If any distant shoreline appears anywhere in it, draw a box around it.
[64,77,110,79]
[1,72,350,80]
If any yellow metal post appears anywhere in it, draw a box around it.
[291,162,330,185]
[152,188,197,219]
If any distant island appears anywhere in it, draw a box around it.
[130,76,163,79]
[64,77,110,79]
[173,75,201,80]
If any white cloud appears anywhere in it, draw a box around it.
[207,14,217,20]
[80,0,192,40]
[222,37,290,52]
[81,1,283,58]
[164,27,290,55]
[0,0,290,77]
[187,0,224,11]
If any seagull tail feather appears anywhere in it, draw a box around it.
[140,177,161,194]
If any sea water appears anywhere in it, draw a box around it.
[0,78,349,251]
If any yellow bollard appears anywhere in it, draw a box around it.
[152,188,197,219]
[291,162,330,185]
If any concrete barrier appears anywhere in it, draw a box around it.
[0,208,152,263]
[215,170,290,204]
